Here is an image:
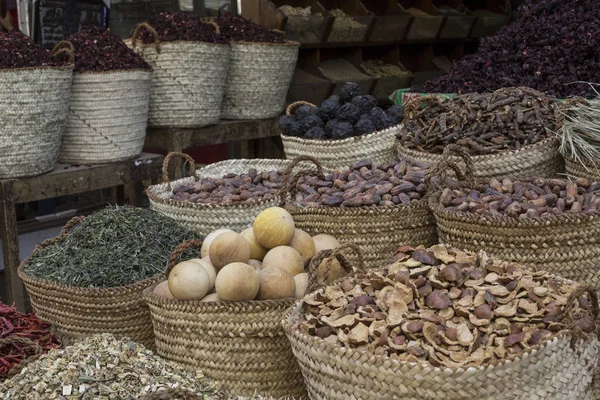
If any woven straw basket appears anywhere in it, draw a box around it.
[282,158,437,269]
[222,41,299,120]
[0,63,72,179]
[18,216,160,349]
[130,23,229,128]
[283,283,600,400]
[147,153,323,236]
[565,156,600,182]
[281,101,400,169]
[143,239,308,399]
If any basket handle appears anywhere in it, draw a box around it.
[272,28,286,39]
[424,144,476,192]
[136,388,200,400]
[162,152,200,189]
[559,285,600,345]
[203,19,220,35]
[33,215,85,253]
[286,101,317,116]
[165,239,204,278]
[131,22,161,53]
[306,243,365,293]
[51,40,75,65]
[1,336,43,377]
[278,156,324,207]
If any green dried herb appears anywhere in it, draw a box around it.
[23,206,199,288]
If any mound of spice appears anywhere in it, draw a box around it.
[436,177,600,218]
[0,31,66,69]
[22,206,199,288]
[295,244,597,368]
[136,12,226,44]
[294,159,427,207]
[0,334,224,399]
[217,13,285,43]
[398,87,560,155]
[0,303,60,379]
[328,9,367,42]
[363,60,411,78]
[414,0,600,98]
[65,26,150,73]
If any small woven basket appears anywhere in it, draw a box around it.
[283,281,600,400]
[0,60,73,178]
[222,40,299,120]
[281,101,400,169]
[18,216,161,349]
[130,23,230,128]
[147,153,323,236]
[565,156,600,182]
[143,239,309,398]
[282,157,437,269]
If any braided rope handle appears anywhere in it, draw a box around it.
[162,152,200,189]
[558,285,600,348]
[0,336,44,377]
[306,243,365,293]
[286,101,317,116]
[278,156,324,207]
[272,28,286,39]
[424,144,476,192]
[203,20,220,35]
[33,215,85,253]
[131,22,161,53]
[165,239,204,278]
[136,388,200,400]
[51,40,75,64]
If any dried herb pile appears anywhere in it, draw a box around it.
[437,177,600,218]
[22,206,199,288]
[398,87,559,155]
[0,31,65,69]
[136,12,226,44]
[65,26,151,73]
[296,245,597,368]
[0,303,60,379]
[414,0,600,98]
[217,13,285,43]
[0,334,224,399]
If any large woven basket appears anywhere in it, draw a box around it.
[17,216,160,349]
[58,55,152,164]
[281,101,400,169]
[130,23,230,128]
[143,239,308,399]
[283,282,600,400]
[222,41,299,120]
[0,63,73,179]
[282,158,437,269]
[147,153,323,236]
[565,156,600,182]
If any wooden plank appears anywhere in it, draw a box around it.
[0,197,27,311]
[1,153,163,204]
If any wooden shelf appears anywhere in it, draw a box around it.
[300,36,479,48]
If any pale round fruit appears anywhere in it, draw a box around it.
[209,232,251,270]
[289,229,315,265]
[168,260,211,301]
[190,258,217,289]
[247,259,263,272]
[200,293,221,302]
[256,267,296,300]
[153,281,175,300]
[241,228,268,261]
[318,257,346,284]
[313,234,341,255]
[294,273,309,299]
[253,207,295,249]
[215,262,260,301]
[201,229,233,258]
[262,246,304,276]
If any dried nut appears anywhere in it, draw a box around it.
[474,304,493,320]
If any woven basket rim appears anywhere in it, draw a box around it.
[230,40,300,47]
[74,68,153,75]
[286,196,429,215]
[396,136,558,162]
[564,155,600,168]
[281,124,401,147]
[428,190,600,226]
[0,65,73,73]
[131,39,230,48]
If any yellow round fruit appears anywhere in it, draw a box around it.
[247,259,263,272]
[215,262,260,301]
[294,273,309,299]
[289,229,315,265]
[256,267,296,300]
[209,232,251,270]
[241,228,268,261]
[262,246,304,276]
[168,260,211,300]
[153,280,175,300]
[252,207,295,249]
[200,293,221,302]
[201,229,233,258]
[313,234,340,255]
[191,257,217,289]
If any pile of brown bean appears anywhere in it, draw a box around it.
[294,160,427,207]
[436,177,600,218]
[170,169,284,205]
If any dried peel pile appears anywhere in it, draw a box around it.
[436,177,600,218]
[294,159,427,207]
[295,245,597,368]
[0,334,224,400]
[398,87,560,155]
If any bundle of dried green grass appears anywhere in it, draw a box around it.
[560,98,600,165]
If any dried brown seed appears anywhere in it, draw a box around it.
[426,290,452,309]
